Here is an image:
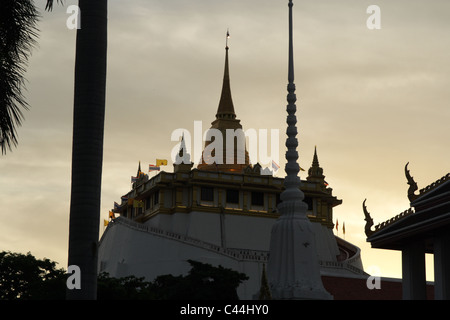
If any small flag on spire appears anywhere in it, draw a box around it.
[149,164,160,171]
[133,200,144,208]
[156,159,167,167]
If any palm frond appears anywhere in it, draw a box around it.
[0,0,40,154]
[45,0,64,12]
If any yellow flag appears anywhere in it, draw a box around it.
[133,200,144,208]
[156,159,168,167]
[104,219,109,227]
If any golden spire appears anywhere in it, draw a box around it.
[137,161,142,177]
[216,30,236,120]
[197,31,250,173]
[312,145,320,167]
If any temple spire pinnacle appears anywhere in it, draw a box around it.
[312,145,319,167]
[197,31,250,173]
[137,161,142,177]
[307,146,325,183]
[216,30,236,120]
[174,133,193,173]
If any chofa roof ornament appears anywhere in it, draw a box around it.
[362,199,374,237]
[405,162,419,202]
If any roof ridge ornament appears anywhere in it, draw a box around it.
[405,162,419,202]
[362,199,374,237]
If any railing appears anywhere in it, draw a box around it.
[107,216,366,275]
[110,216,269,263]
[319,260,367,276]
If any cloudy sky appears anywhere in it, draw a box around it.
[1,0,449,281]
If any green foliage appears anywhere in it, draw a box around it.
[0,0,63,154]
[0,0,40,154]
[97,272,155,300]
[45,0,64,12]
[0,251,248,300]
[0,251,66,300]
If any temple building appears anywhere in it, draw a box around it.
[97,31,368,299]
[97,1,449,299]
[364,164,450,300]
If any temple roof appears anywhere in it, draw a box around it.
[364,171,450,251]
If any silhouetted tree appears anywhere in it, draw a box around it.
[1,252,248,300]
[152,260,249,300]
[0,1,39,153]
[4,0,107,299]
[0,251,66,300]
[45,0,108,300]
[97,272,155,300]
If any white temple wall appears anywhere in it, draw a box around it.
[145,211,341,260]
[223,214,273,251]
[98,221,265,299]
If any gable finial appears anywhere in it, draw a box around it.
[405,162,419,202]
[362,199,375,237]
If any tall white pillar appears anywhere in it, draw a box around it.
[267,0,332,300]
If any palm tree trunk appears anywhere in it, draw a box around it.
[66,0,107,300]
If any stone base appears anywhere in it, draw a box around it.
[267,199,333,300]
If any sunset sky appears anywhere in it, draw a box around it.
[1,0,449,281]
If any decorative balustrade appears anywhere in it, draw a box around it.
[109,217,269,262]
[105,216,364,274]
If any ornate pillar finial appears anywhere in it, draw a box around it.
[282,0,304,204]
[267,0,332,300]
